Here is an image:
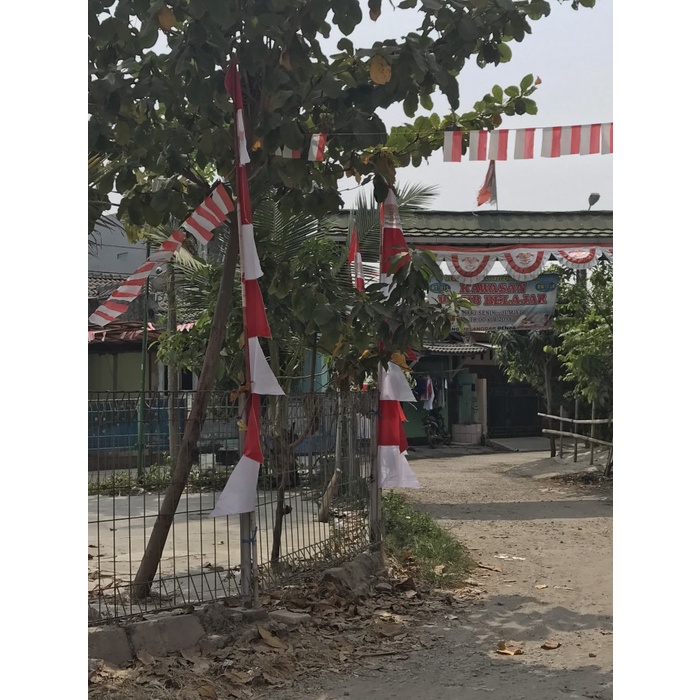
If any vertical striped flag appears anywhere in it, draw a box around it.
[308,134,327,161]
[487,130,509,160]
[513,128,536,159]
[443,130,462,162]
[468,130,489,161]
[348,216,365,291]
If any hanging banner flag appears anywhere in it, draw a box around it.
[579,123,601,155]
[541,126,563,158]
[308,134,327,161]
[468,130,489,161]
[513,128,536,159]
[487,130,509,161]
[443,130,462,162]
[379,361,416,402]
[89,185,233,327]
[446,252,496,284]
[476,160,497,207]
[428,273,559,331]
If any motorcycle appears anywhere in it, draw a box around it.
[422,408,451,448]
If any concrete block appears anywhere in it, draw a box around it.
[129,614,205,656]
[269,609,312,628]
[88,626,133,666]
[228,606,268,622]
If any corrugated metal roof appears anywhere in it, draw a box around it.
[322,210,613,245]
[421,342,491,355]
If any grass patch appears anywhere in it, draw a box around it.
[382,491,474,586]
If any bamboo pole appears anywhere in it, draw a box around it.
[541,429,612,448]
[559,405,564,458]
[589,403,596,466]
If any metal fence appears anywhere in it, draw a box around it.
[88,390,376,624]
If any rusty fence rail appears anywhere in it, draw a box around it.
[88,390,376,625]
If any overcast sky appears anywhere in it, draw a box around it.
[339,1,613,212]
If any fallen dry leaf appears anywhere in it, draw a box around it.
[198,683,217,698]
[181,647,202,663]
[542,640,561,650]
[136,649,155,666]
[535,584,549,590]
[433,564,446,575]
[257,625,286,649]
[496,641,523,655]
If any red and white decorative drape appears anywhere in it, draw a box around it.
[429,245,613,284]
[377,189,420,489]
[211,59,284,518]
[88,184,234,327]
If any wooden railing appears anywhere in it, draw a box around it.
[538,403,612,477]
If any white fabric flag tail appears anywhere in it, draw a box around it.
[249,338,285,395]
[379,361,417,402]
[210,456,260,517]
[377,446,420,489]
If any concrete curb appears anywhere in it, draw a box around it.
[88,550,385,666]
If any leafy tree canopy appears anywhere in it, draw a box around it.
[88,0,596,230]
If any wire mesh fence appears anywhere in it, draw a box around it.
[88,390,375,624]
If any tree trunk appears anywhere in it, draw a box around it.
[131,221,239,600]
[167,263,181,465]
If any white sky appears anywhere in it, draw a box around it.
[337,0,613,212]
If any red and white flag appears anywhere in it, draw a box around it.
[380,188,410,287]
[468,130,489,161]
[541,126,563,158]
[443,130,462,162]
[579,123,602,155]
[476,160,497,207]
[308,134,327,161]
[488,130,509,161]
[513,128,535,159]
[348,222,365,291]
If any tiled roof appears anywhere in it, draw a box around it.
[88,272,128,299]
[322,210,613,245]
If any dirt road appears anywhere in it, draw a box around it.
[269,449,613,700]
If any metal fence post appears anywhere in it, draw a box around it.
[589,402,596,466]
[573,398,579,462]
[368,403,382,546]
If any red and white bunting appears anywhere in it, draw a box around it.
[446,252,496,284]
[89,187,233,328]
[487,130,509,161]
[513,128,536,159]
[275,146,302,159]
[212,58,285,519]
[308,134,327,161]
[443,130,462,162]
[468,130,489,161]
[552,248,599,270]
[500,249,548,281]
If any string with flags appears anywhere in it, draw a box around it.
[88,183,235,327]
[210,58,285,518]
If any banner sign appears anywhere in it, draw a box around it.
[429,273,559,331]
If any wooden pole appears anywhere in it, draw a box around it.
[167,262,180,466]
[137,241,151,478]
[589,402,596,466]
[559,405,564,458]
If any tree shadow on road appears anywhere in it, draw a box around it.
[421,499,612,522]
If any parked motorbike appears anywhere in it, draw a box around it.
[422,408,451,448]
